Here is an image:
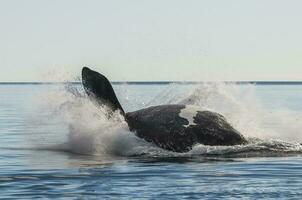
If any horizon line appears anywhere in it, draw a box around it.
[1,81,302,85]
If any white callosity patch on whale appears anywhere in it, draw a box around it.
[179,105,202,128]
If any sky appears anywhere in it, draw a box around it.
[0,0,301,82]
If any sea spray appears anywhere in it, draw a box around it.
[28,81,302,157]
[174,82,302,142]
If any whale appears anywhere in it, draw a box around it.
[81,67,247,152]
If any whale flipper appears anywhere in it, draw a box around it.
[81,67,125,115]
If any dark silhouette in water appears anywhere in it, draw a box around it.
[81,67,247,152]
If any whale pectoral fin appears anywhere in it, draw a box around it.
[81,67,125,115]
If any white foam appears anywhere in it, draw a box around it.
[28,80,302,157]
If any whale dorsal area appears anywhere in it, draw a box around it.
[125,104,247,152]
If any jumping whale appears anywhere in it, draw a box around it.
[81,67,247,152]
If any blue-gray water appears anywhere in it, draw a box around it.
[1,83,302,199]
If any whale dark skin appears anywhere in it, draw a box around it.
[82,67,247,152]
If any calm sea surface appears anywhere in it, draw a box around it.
[0,83,302,199]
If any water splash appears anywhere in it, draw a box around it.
[29,81,302,158]
[175,83,302,142]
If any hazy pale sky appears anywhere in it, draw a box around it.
[0,0,302,81]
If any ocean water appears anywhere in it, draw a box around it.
[0,82,302,199]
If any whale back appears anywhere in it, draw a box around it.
[126,104,247,152]
[81,67,125,115]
